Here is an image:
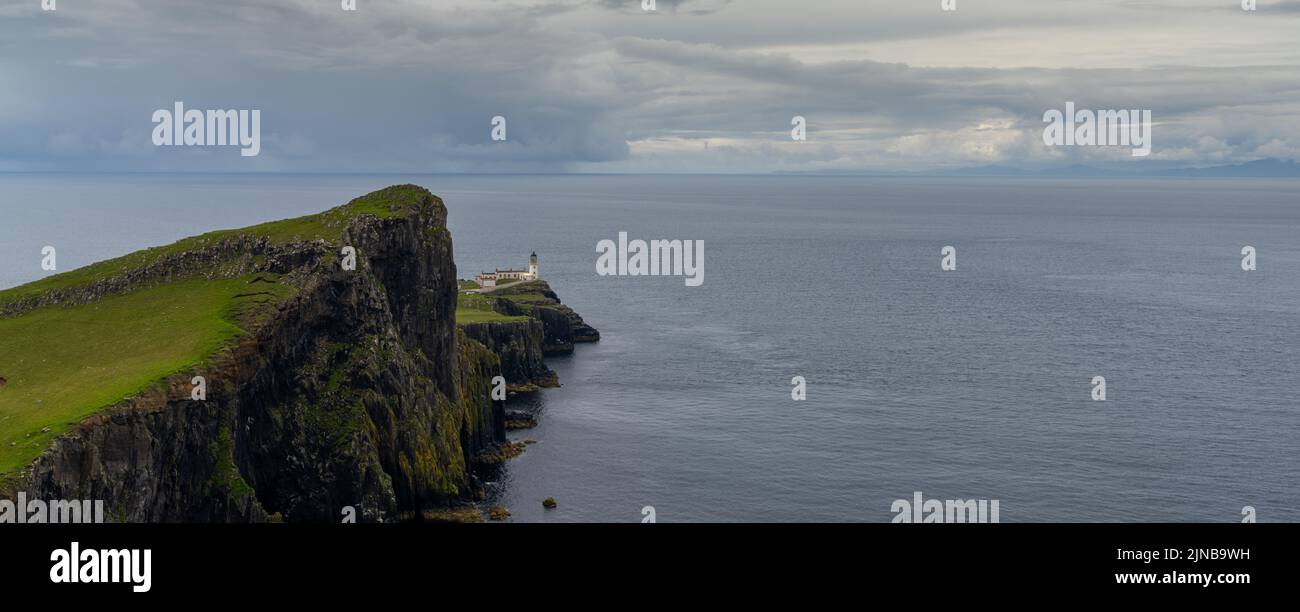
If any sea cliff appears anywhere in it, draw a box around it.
[0,185,595,522]
[457,280,600,391]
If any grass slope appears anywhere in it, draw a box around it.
[0,185,420,312]
[0,276,290,476]
[487,280,555,314]
[455,292,529,325]
[0,185,431,479]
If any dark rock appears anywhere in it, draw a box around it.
[3,186,517,523]
[458,320,557,388]
[489,281,600,355]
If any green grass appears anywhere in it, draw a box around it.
[455,292,528,324]
[0,275,292,477]
[491,280,545,297]
[458,281,557,319]
[493,294,551,309]
[455,308,528,324]
[458,280,480,291]
[490,281,557,312]
[0,185,430,312]
[0,185,432,479]
[498,293,551,304]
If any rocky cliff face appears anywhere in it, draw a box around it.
[2,186,536,522]
[458,320,557,389]
[518,285,601,355]
[458,281,600,390]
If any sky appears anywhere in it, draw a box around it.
[2,0,1299,173]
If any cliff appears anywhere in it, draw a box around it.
[457,281,600,391]
[458,319,557,389]
[489,281,601,354]
[0,185,592,522]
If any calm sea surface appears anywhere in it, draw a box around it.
[2,174,1297,522]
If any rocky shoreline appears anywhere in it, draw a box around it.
[0,185,596,523]
[458,280,600,392]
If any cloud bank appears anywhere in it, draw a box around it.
[1,0,1298,173]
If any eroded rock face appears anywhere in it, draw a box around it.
[486,281,601,356]
[6,187,512,522]
[458,320,556,389]
[23,398,270,523]
[532,300,601,354]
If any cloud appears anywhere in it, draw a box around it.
[594,0,733,15]
[0,0,1297,173]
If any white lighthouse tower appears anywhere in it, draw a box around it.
[528,251,538,280]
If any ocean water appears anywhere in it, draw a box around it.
[2,174,1298,522]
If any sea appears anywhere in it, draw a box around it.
[2,173,1297,522]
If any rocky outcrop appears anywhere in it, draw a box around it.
[20,393,270,523]
[3,186,514,522]
[456,281,600,390]
[532,301,600,354]
[487,281,600,355]
[458,320,557,389]
[455,329,506,454]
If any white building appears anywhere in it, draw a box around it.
[475,252,538,288]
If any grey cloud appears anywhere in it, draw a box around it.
[594,0,733,15]
[0,0,1297,173]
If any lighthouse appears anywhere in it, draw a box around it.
[528,251,538,280]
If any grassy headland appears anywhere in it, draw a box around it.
[0,185,432,478]
[0,276,290,475]
[455,291,529,324]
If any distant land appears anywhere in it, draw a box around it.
[775,158,1300,178]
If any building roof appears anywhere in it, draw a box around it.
[476,255,536,278]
